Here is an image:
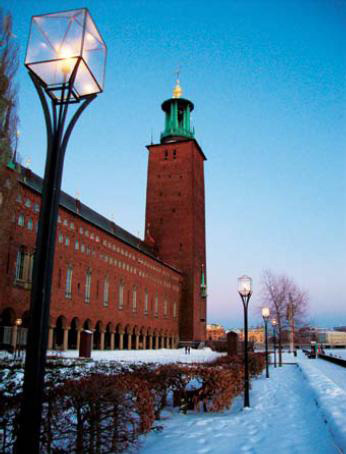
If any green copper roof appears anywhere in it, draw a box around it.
[160,97,195,143]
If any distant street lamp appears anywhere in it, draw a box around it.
[262,307,270,378]
[15,318,22,360]
[238,275,252,408]
[16,9,106,453]
[272,318,277,368]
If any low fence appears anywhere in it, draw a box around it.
[318,353,346,368]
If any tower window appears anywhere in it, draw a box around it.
[173,150,176,159]
[164,150,168,160]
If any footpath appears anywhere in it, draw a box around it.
[136,351,346,454]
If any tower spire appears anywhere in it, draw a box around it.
[160,71,194,143]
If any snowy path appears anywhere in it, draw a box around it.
[136,365,338,454]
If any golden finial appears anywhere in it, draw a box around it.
[172,67,183,98]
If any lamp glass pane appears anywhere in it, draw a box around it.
[82,12,106,90]
[262,307,270,318]
[238,275,252,296]
[74,59,101,97]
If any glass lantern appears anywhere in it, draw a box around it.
[25,8,107,102]
[262,307,270,320]
[238,275,252,297]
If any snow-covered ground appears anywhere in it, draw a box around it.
[2,348,345,452]
[132,350,345,454]
[45,347,223,364]
[325,349,346,360]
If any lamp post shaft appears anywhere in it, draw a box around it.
[243,298,250,407]
[15,75,96,454]
[264,320,269,378]
[273,327,277,368]
[16,121,66,454]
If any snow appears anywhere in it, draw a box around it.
[46,347,223,364]
[134,351,343,454]
[2,348,345,452]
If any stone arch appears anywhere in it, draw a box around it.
[54,315,67,349]
[68,317,80,350]
[114,323,123,350]
[83,319,92,330]
[104,322,114,350]
[93,320,103,349]
[158,329,164,349]
[0,308,16,350]
[124,324,133,350]
[139,326,147,349]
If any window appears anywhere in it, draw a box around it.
[154,294,158,317]
[85,270,92,303]
[91,233,94,240]
[75,240,79,250]
[70,222,75,230]
[18,214,24,226]
[85,230,89,237]
[15,248,25,280]
[164,300,168,318]
[96,235,100,242]
[15,248,33,283]
[103,278,109,307]
[63,219,68,226]
[27,218,33,230]
[79,227,84,234]
[65,237,70,246]
[164,150,168,160]
[65,266,73,298]
[25,199,31,208]
[173,150,177,159]
[58,233,63,243]
[16,194,22,203]
[132,287,137,312]
[81,244,85,253]
[33,203,40,213]
[58,216,61,223]
[173,302,177,319]
[118,281,124,309]
[144,289,149,314]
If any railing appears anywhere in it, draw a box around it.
[318,353,346,368]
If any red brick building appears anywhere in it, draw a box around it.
[0,81,207,351]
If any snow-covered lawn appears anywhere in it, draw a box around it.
[46,347,223,364]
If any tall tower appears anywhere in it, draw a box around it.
[145,79,207,342]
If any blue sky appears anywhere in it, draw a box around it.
[9,0,346,328]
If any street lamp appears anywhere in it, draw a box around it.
[261,307,270,378]
[16,9,106,453]
[272,318,277,368]
[15,318,22,360]
[238,274,252,408]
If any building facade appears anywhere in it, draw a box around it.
[0,82,207,351]
[206,324,226,341]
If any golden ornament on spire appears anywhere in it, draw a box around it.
[173,80,182,98]
[172,67,183,98]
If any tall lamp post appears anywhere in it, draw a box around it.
[262,307,270,378]
[16,9,106,453]
[238,275,252,408]
[15,318,22,360]
[272,319,277,368]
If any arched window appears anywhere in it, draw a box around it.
[173,302,177,319]
[103,277,109,307]
[27,218,33,230]
[15,247,25,280]
[132,286,137,313]
[85,269,92,303]
[18,214,24,226]
[154,293,159,317]
[164,300,168,318]
[144,289,149,314]
[65,266,73,298]
[118,280,124,309]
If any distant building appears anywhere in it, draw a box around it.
[238,327,264,345]
[334,326,346,332]
[206,324,225,341]
[316,329,346,347]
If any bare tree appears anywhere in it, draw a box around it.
[261,270,308,366]
[0,8,19,160]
